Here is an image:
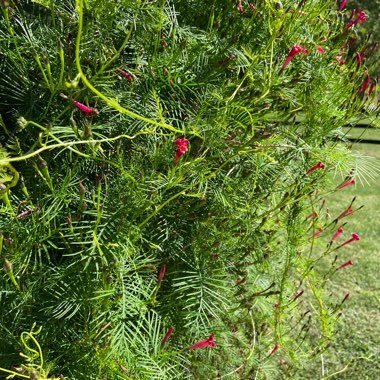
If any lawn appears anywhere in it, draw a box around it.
[308,138,380,379]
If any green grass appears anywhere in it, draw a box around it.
[342,127,380,141]
[309,142,380,379]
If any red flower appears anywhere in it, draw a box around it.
[337,178,355,190]
[356,9,367,23]
[339,0,347,12]
[345,9,367,31]
[158,265,166,282]
[359,74,371,94]
[249,3,255,11]
[188,334,216,350]
[306,211,318,220]
[118,69,134,81]
[331,227,344,241]
[337,260,353,270]
[175,138,189,161]
[317,46,325,53]
[337,233,360,249]
[312,228,323,239]
[237,0,243,14]
[348,38,357,49]
[293,290,304,300]
[356,52,362,66]
[269,343,279,356]
[281,44,308,71]
[369,82,376,95]
[306,162,325,175]
[337,207,353,220]
[370,42,378,56]
[342,293,350,303]
[161,326,174,347]
[360,46,367,59]
[60,94,99,115]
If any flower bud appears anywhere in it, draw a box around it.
[39,159,47,169]
[30,371,39,380]
[79,181,85,195]
[3,258,12,273]
[17,117,28,130]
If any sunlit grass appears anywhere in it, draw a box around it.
[308,142,380,379]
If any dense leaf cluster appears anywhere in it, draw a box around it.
[0,0,379,379]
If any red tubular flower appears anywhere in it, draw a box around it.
[356,9,367,23]
[293,290,304,300]
[249,3,255,11]
[281,44,305,71]
[161,326,174,347]
[312,228,323,239]
[118,68,134,81]
[331,227,344,241]
[60,94,99,115]
[317,47,325,53]
[306,162,325,175]
[369,82,376,95]
[337,233,360,249]
[337,260,353,270]
[175,138,189,161]
[188,334,216,350]
[359,74,371,95]
[345,9,367,31]
[269,343,279,356]
[360,46,367,59]
[348,38,357,49]
[356,52,362,65]
[158,265,166,282]
[306,211,318,220]
[348,9,356,22]
[338,178,355,189]
[237,0,243,14]
[337,207,353,220]
[339,0,347,12]
[370,42,378,56]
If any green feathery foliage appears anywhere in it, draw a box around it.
[0,0,379,379]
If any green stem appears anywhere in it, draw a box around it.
[0,130,165,166]
[75,0,186,135]
[33,53,51,90]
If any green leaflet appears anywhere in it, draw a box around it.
[31,0,50,8]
